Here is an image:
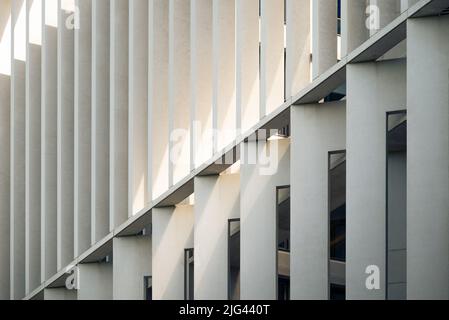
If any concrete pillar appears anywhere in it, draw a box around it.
[0,73,10,299]
[407,16,449,300]
[113,235,151,300]
[152,205,194,300]
[0,0,11,300]
[290,101,346,300]
[109,0,128,229]
[346,59,406,299]
[169,0,191,185]
[240,138,290,300]
[369,0,401,36]
[341,0,369,57]
[129,0,148,216]
[191,0,213,168]
[57,0,75,270]
[41,0,58,281]
[194,173,240,300]
[236,0,259,132]
[260,0,284,116]
[312,0,337,79]
[286,0,311,98]
[149,0,169,200]
[213,0,236,151]
[11,0,27,300]
[74,0,91,257]
[25,0,42,295]
[78,262,113,300]
[91,0,110,244]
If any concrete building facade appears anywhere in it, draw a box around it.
[0,0,448,300]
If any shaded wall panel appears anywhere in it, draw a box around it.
[291,101,346,299]
[240,138,290,300]
[407,16,449,300]
[194,173,240,300]
[113,236,151,300]
[78,262,113,300]
[152,205,194,300]
[43,288,77,300]
[346,59,406,299]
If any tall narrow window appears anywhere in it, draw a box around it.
[329,151,346,300]
[277,186,290,300]
[228,219,241,300]
[143,276,152,300]
[386,111,407,300]
[184,248,194,300]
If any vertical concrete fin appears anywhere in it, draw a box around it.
[91,0,110,244]
[129,0,148,217]
[74,0,92,257]
[109,0,129,230]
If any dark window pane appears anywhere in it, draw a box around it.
[277,186,290,300]
[330,284,345,300]
[228,219,240,300]
[329,152,346,300]
[184,248,194,300]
